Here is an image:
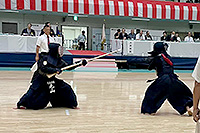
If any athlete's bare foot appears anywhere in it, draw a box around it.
[143,113,156,115]
[13,106,26,109]
[72,106,80,109]
[186,106,192,116]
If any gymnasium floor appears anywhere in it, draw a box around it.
[0,69,196,132]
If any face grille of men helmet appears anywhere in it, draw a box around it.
[58,46,64,57]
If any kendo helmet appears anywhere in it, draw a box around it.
[148,42,168,56]
[47,43,64,66]
[48,43,63,58]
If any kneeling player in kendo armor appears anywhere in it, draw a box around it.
[140,42,193,115]
[17,43,87,109]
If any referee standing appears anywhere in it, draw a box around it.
[35,25,55,61]
[77,31,86,50]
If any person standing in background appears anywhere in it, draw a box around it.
[78,31,86,50]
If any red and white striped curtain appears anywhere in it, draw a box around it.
[0,0,200,21]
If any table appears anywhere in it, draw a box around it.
[0,35,62,53]
[110,39,200,58]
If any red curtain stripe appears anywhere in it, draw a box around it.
[17,0,24,10]
[41,0,47,11]
[104,0,109,15]
[84,0,89,14]
[52,0,58,12]
[5,0,11,9]
[123,0,129,16]
[30,0,35,10]
[94,0,99,15]
[63,0,68,13]
[114,0,119,16]
[74,0,79,13]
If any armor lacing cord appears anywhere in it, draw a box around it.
[161,53,173,66]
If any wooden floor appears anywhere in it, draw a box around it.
[0,71,196,132]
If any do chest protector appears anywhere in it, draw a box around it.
[160,54,174,76]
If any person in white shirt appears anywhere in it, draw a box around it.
[184,32,194,42]
[136,30,145,40]
[35,25,55,61]
[192,56,200,122]
[78,31,86,50]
